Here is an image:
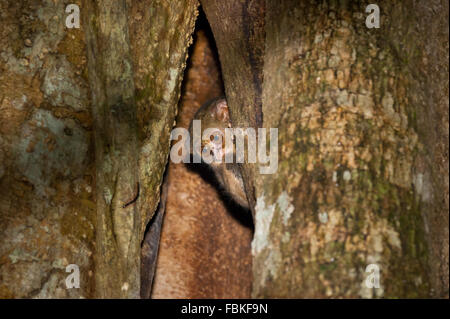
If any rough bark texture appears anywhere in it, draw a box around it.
[0,0,447,299]
[202,0,448,298]
[128,0,198,238]
[84,0,142,298]
[83,0,198,298]
[403,0,448,298]
[0,0,198,298]
[151,27,253,298]
[0,0,95,298]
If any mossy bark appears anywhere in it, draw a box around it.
[83,0,198,298]
[0,0,197,299]
[0,0,95,298]
[203,0,445,298]
[0,0,446,299]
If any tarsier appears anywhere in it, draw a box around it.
[189,97,249,209]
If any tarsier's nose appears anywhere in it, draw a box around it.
[201,129,225,162]
[203,140,224,162]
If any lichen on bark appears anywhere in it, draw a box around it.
[253,0,434,298]
[202,0,443,298]
[0,0,95,298]
[83,0,198,298]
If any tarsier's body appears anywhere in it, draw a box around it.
[190,97,249,209]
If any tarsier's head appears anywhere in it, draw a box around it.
[190,97,232,165]
[189,97,249,209]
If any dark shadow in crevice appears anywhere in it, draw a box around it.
[180,6,253,231]
[179,6,224,102]
[185,159,254,231]
[140,164,169,299]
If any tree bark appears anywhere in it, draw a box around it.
[83,0,198,298]
[202,0,447,298]
[0,0,95,298]
[0,0,447,299]
[84,0,142,298]
[0,0,198,298]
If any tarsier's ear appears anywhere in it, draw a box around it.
[215,99,229,123]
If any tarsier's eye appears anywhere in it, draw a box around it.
[211,131,222,144]
[210,133,220,142]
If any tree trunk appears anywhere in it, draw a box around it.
[83,0,198,298]
[0,0,447,299]
[202,0,447,298]
[0,0,198,298]
[0,0,96,298]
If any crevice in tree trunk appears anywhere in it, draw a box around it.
[148,7,254,298]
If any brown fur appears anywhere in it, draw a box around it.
[190,97,249,209]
